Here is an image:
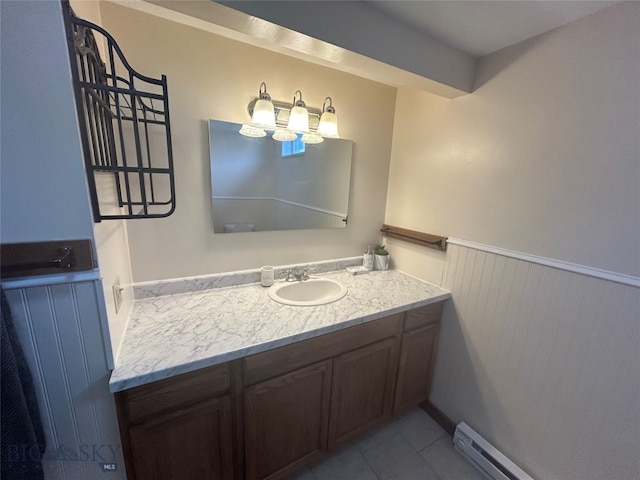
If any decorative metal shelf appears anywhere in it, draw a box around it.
[62,2,175,222]
[380,224,448,252]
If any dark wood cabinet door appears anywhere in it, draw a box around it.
[393,323,440,414]
[244,360,332,480]
[328,338,397,449]
[128,395,233,480]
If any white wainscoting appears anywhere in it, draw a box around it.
[3,280,125,479]
[432,243,640,480]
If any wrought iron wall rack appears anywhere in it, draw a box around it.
[62,2,175,222]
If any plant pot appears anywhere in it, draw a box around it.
[374,254,390,271]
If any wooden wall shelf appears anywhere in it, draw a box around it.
[1,240,94,279]
[380,224,447,252]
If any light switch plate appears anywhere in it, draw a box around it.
[112,276,123,314]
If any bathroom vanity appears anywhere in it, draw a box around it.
[110,263,450,480]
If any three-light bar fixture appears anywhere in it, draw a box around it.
[239,82,340,144]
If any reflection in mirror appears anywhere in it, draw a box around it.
[209,120,353,233]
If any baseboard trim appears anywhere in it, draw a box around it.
[420,400,456,437]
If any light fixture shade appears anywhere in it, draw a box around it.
[287,105,310,133]
[301,132,324,144]
[317,111,340,138]
[272,129,298,142]
[239,124,266,138]
[250,98,276,130]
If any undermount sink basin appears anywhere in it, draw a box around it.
[268,277,347,306]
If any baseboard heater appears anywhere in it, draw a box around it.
[453,422,534,480]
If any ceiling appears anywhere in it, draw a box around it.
[136,0,622,96]
[368,1,619,57]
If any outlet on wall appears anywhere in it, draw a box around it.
[112,276,123,314]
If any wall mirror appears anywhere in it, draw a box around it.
[208,120,353,233]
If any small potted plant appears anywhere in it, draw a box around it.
[373,243,390,271]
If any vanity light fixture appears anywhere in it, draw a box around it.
[286,90,310,134]
[301,132,324,144]
[317,97,340,138]
[239,124,267,138]
[240,82,340,143]
[249,82,276,130]
[272,129,298,141]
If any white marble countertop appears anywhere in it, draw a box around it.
[109,268,450,392]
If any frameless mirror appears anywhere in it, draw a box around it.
[208,120,353,233]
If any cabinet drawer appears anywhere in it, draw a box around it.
[244,314,402,385]
[118,363,230,423]
[403,301,444,331]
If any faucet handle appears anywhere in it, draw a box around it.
[285,270,297,282]
[300,266,317,280]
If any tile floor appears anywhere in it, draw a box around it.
[289,408,485,480]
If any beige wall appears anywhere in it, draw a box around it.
[384,3,640,479]
[70,0,134,361]
[386,2,640,279]
[99,2,396,282]
[69,0,102,29]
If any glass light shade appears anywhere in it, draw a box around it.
[250,98,276,130]
[317,111,340,138]
[272,129,298,142]
[301,132,324,144]
[239,124,266,138]
[287,106,310,133]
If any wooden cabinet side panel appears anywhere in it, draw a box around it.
[393,324,440,415]
[244,360,332,480]
[328,338,398,449]
[115,391,138,480]
[127,396,234,480]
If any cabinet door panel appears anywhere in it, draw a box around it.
[128,395,233,480]
[394,324,440,414]
[244,360,331,480]
[328,338,397,449]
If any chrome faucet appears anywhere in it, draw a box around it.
[285,267,310,282]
